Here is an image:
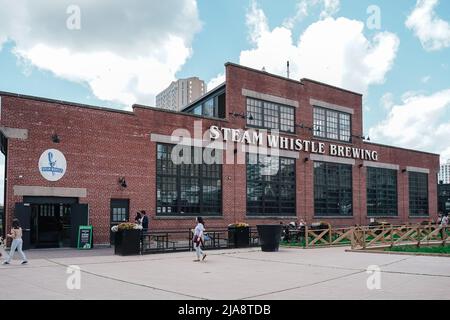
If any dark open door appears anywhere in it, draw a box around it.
[14,203,31,250]
[70,204,89,248]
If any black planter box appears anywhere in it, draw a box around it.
[257,225,282,252]
[114,229,141,256]
[228,226,250,248]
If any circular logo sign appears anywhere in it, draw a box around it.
[38,149,67,182]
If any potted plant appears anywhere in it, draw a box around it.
[228,223,250,248]
[257,224,283,252]
[112,222,142,256]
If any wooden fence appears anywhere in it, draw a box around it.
[350,224,448,250]
[282,223,448,249]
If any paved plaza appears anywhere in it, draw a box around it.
[1,246,449,300]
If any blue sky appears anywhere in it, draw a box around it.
[1,0,450,203]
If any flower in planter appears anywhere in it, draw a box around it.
[111,222,143,232]
[228,222,249,228]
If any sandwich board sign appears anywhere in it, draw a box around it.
[77,225,93,249]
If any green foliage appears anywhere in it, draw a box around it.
[385,245,450,254]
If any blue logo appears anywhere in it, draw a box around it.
[41,152,64,176]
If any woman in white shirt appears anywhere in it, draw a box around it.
[3,219,28,265]
[193,217,207,262]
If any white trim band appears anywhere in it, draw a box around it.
[14,186,87,198]
[150,133,226,150]
[0,126,28,140]
[242,89,299,108]
[364,161,399,170]
[406,166,430,174]
[243,145,299,159]
[310,154,355,165]
[310,99,354,115]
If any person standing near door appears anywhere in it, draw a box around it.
[134,211,142,226]
[140,211,149,250]
[141,211,149,232]
[3,219,28,265]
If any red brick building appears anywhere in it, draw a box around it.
[0,63,440,247]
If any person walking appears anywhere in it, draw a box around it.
[3,219,28,265]
[193,217,206,262]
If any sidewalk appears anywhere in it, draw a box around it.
[1,246,449,299]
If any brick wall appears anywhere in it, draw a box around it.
[0,63,440,245]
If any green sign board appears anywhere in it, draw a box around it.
[77,225,93,249]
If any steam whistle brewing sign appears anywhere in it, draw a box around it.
[209,126,378,161]
[38,149,67,181]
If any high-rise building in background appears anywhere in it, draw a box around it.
[156,77,206,111]
[438,159,450,184]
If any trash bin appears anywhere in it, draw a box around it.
[257,225,282,252]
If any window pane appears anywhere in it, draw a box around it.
[156,144,222,216]
[246,98,295,133]
[313,106,352,142]
[367,167,398,216]
[247,154,296,216]
[246,98,263,127]
[326,110,339,140]
[409,172,429,216]
[314,162,353,216]
[339,113,351,142]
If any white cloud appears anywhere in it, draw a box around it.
[282,0,340,29]
[0,0,201,107]
[406,0,450,51]
[380,92,395,110]
[240,2,399,95]
[207,73,225,92]
[369,89,450,162]
[421,75,431,83]
[320,0,340,19]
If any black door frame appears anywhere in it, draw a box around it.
[21,197,84,248]
[110,199,130,244]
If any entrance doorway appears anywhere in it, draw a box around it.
[110,199,130,244]
[30,203,71,248]
[15,197,88,249]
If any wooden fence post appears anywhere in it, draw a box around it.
[329,225,332,246]
[305,225,308,248]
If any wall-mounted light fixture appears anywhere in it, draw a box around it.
[118,177,127,188]
[296,124,320,132]
[359,164,364,168]
[402,169,407,173]
[228,112,254,121]
[51,133,60,143]
[352,134,370,141]
[304,157,309,163]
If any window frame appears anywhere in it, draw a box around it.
[246,153,296,217]
[156,143,222,217]
[246,97,296,134]
[313,106,352,143]
[409,172,429,217]
[366,167,398,217]
[313,161,353,217]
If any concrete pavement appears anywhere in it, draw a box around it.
[1,246,449,300]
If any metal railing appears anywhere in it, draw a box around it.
[140,227,260,254]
